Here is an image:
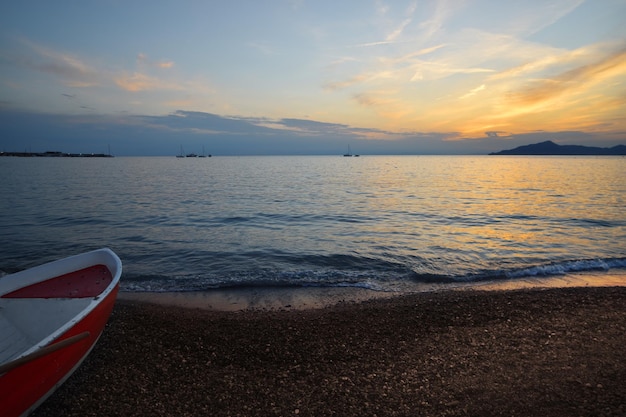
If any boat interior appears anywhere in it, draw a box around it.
[0,298,91,365]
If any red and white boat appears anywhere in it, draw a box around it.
[0,248,122,416]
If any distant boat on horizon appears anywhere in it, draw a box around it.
[177,145,211,158]
[198,145,212,158]
[343,145,359,157]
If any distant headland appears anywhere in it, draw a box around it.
[489,140,626,156]
[0,151,113,158]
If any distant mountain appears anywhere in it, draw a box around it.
[489,141,626,155]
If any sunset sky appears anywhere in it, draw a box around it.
[1,0,625,155]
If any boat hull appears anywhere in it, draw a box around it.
[0,249,121,417]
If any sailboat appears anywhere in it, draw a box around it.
[343,145,359,157]
[176,145,185,158]
[199,145,211,158]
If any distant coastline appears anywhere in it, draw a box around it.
[0,151,113,158]
[489,140,626,156]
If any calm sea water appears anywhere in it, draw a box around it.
[1,155,625,293]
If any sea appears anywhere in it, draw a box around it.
[1,155,625,294]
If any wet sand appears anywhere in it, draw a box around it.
[117,286,403,311]
[32,285,626,417]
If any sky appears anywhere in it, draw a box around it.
[1,0,625,155]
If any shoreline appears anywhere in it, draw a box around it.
[34,286,626,416]
[118,269,626,311]
[118,286,403,311]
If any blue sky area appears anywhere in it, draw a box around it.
[1,1,625,155]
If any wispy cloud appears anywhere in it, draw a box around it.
[520,0,584,36]
[375,0,389,16]
[115,72,180,92]
[491,49,587,81]
[460,84,486,99]
[355,1,418,46]
[247,41,277,55]
[326,43,457,90]
[14,39,100,87]
[386,17,412,42]
[506,46,626,108]
[385,0,418,41]
[137,53,175,69]
[7,39,218,112]
[320,1,625,138]
[379,44,447,65]
[418,0,454,40]
[449,43,626,135]
[352,91,397,108]
[323,74,370,91]
[353,40,396,48]
[10,40,183,94]
[115,53,210,95]
[410,62,495,82]
[137,53,174,69]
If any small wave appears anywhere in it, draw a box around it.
[119,269,404,293]
[118,256,626,294]
[504,258,626,279]
[404,258,626,285]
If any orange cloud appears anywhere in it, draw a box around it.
[115,73,158,92]
[157,61,175,69]
[506,47,626,107]
[115,72,183,92]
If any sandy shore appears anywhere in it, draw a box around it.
[32,285,626,417]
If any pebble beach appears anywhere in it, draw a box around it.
[32,286,626,417]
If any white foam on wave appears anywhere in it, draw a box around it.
[505,258,626,279]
